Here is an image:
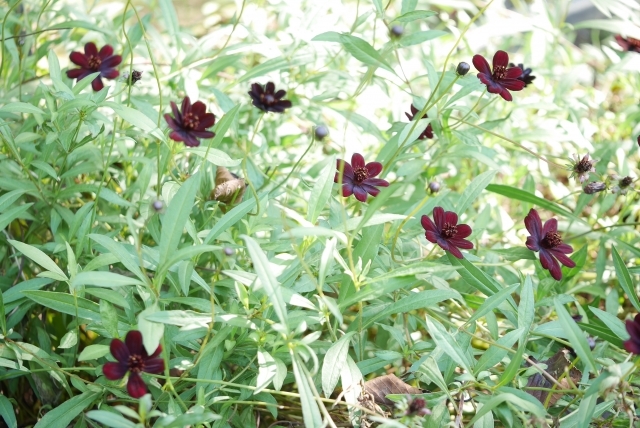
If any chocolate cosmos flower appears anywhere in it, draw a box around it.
[248,82,292,113]
[472,50,525,101]
[405,105,433,139]
[66,42,122,91]
[334,153,389,202]
[103,330,164,398]
[623,314,640,354]
[615,35,640,53]
[524,209,575,281]
[421,207,473,259]
[509,63,536,87]
[164,97,216,147]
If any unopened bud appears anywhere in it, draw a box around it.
[456,62,470,76]
[224,247,234,256]
[315,125,329,140]
[390,25,403,38]
[428,181,440,193]
[584,181,606,195]
[152,200,164,211]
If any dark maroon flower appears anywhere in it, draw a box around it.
[248,82,292,113]
[615,35,640,53]
[472,51,525,101]
[103,330,164,398]
[624,314,640,354]
[524,209,575,281]
[164,97,216,147]
[66,42,122,91]
[334,153,389,202]
[421,207,473,259]
[405,105,433,139]
[509,63,536,87]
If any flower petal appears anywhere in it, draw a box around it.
[624,339,640,354]
[492,50,509,68]
[472,54,491,75]
[100,69,119,79]
[365,162,383,178]
[432,207,445,230]
[250,83,263,95]
[91,77,104,91]
[84,42,98,57]
[526,237,539,251]
[69,52,89,68]
[500,78,525,91]
[542,218,558,235]
[110,338,130,362]
[265,82,275,94]
[164,114,179,131]
[424,230,438,244]
[274,100,292,111]
[626,319,640,340]
[191,101,207,118]
[274,89,287,99]
[183,134,201,147]
[103,362,128,380]
[336,159,354,179]
[540,251,562,280]
[169,130,187,143]
[190,130,215,139]
[554,243,573,254]
[524,209,542,240]
[66,68,91,79]
[363,178,389,187]
[127,373,148,398]
[421,215,437,233]
[144,357,164,373]
[443,242,463,259]
[341,183,354,197]
[449,238,474,250]
[454,224,472,239]
[549,250,575,268]
[101,55,122,69]
[125,330,144,357]
[362,184,380,197]
[443,210,458,226]
[198,113,216,130]
[505,67,523,79]
[353,186,368,202]
[181,97,192,116]
[98,44,114,59]
[351,153,365,169]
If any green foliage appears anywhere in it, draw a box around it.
[1,0,640,427]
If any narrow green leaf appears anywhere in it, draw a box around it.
[86,410,137,428]
[554,300,597,373]
[518,276,535,343]
[188,147,241,167]
[291,354,323,427]
[611,246,640,312]
[338,34,394,73]
[466,283,518,326]
[203,195,259,244]
[398,30,447,47]
[33,391,99,428]
[495,344,525,387]
[456,170,496,215]
[88,234,146,282]
[322,332,355,397]
[0,102,44,115]
[486,184,579,221]
[158,173,200,270]
[256,349,278,394]
[0,393,16,428]
[475,328,523,374]
[71,272,144,289]
[78,344,111,361]
[588,307,629,340]
[8,240,67,280]
[393,10,436,22]
[103,101,165,142]
[426,316,473,373]
[308,157,336,224]
[242,235,288,328]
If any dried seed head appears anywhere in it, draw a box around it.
[584,181,607,194]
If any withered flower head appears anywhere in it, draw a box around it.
[334,153,389,202]
[405,105,433,139]
[66,42,122,91]
[568,153,596,183]
[624,314,640,354]
[509,63,536,87]
[103,330,164,398]
[611,175,635,195]
[584,181,607,195]
[421,207,473,259]
[248,82,292,113]
[123,70,143,85]
[211,166,246,206]
[405,396,431,417]
[615,35,640,53]
[472,50,525,101]
[524,209,575,281]
[164,96,216,147]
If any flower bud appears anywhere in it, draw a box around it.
[152,200,164,212]
[390,25,403,38]
[584,181,606,195]
[456,62,470,76]
[224,247,234,256]
[315,125,329,140]
[428,181,440,193]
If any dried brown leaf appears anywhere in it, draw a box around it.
[363,374,422,406]
[525,348,581,407]
[211,166,246,205]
